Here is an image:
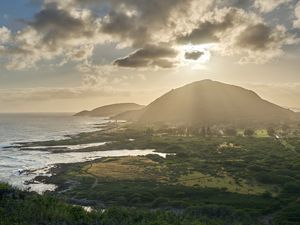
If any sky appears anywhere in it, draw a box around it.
[0,0,300,112]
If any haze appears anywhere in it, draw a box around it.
[0,0,300,112]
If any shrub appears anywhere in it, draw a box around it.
[244,129,255,137]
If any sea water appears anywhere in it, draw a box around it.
[0,113,165,193]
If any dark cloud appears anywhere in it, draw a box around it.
[185,51,204,60]
[236,23,273,50]
[177,22,220,44]
[216,0,252,8]
[27,4,93,49]
[97,0,195,47]
[114,57,149,67]
[152,59,176,68]
[101,11,149,46]
[177,9,237,45]
[128,45,177,59]
[101,11,134,34]
[30,5,82,30]
[76,0,188,22]
[113,44,178,68]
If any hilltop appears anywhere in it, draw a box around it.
[118,80,296,124]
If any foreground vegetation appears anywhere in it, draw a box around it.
[7,122,300,224]
[0,183,262,225]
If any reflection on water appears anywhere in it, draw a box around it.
[0,113,108,147]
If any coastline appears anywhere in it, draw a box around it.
[6,120,169,193]
[0,117,119,192]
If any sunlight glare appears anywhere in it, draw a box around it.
[176,43,217,66]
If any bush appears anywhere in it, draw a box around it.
[151,197,169,208]
[224,128,237,136]
[244,129,255,137]
[283,182,300,194]
[267,128,276,137]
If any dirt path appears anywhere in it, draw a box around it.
[82,163,99,189]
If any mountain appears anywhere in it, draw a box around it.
[74,103,145,117]
[290,107,300,112]
[124,80,296,124]
[112,108,145,121]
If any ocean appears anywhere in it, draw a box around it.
[0,113,103,148]
[0,113,163,193]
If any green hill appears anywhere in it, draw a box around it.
[74,103,144,117]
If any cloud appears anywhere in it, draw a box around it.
[70,0,207,47]
[234,24,296,63]
[124,45,177,59]
[113,44,178,68]
[0,27,11,44]
[175,6,297,64]
[184,51,204,60]
[0,86,130,102]
[236,23,276,50]
[78,63,148,87]
[176,8,238,45]
[100,10,148,47]
[0,0,298,70]
[0,1,106,70]
[294,1,300,29]
[254,0,291,13]
[24,4,97,53]
[175,7,297,63]
[177,21,227,45]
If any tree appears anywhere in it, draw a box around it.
[206,126,211,136]
[201,126,206,136]
[267,127,275,137]
[145,128,154,136]
[224,128,237,136]
[244,129,255,137]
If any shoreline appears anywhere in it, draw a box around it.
[15,121,122,151]
[0,119,130,192]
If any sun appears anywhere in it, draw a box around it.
[176,43,216,65]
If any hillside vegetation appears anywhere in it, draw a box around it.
[74,103,144,117]
[137,80,296,124]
